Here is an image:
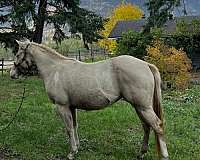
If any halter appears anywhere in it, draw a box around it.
[14,43,31,67]
[14,43,33,75]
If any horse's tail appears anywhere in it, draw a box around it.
[148,63,163,158]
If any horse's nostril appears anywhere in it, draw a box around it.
[11,75,15,79]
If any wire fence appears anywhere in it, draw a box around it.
[65,51,113,62]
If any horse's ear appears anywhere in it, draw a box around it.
[15,40,25,48]
[15,39,30,49]
[16,40,22,45]
[23,38,30,43]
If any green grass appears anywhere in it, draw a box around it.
[0,75,200,160]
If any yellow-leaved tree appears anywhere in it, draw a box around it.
[145,39,192,89]
[98,3,143,53]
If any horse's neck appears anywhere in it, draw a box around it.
[30,45,62,78]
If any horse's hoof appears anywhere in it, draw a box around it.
[161,157,169,160]
[137,154,144,160]
[67,153,74,160]
[67,149,78,160]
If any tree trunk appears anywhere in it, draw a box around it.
[33,0,47,43]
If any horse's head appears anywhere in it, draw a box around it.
[10,40,33,79]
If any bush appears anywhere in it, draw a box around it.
[116,30,160,59]
[164,19,200,58]
[116,31,149,59]
[145,39,192,89]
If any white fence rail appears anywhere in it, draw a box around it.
[0,58,14,76]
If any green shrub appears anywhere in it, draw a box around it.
[164,19,200,58]
[116,30,161,59]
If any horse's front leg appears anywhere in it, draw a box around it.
[56,104,78,160]
[71,108,79,148]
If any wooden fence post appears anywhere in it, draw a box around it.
[104,48,106,59]
[1,58,4,76]
[78,50,81,61]
[91,45,94,62]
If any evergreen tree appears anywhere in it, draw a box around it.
[144,0,181,32]
[0,0,105,49]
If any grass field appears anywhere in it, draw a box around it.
[0,74,200,160]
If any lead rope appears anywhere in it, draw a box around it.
[0,87,26,132]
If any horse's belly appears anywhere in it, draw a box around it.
[70,89,120,110]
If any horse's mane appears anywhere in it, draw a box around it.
[31,42,76,61]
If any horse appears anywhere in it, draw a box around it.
[10,40,169,160]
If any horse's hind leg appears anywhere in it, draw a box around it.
[141,123,150,154]
[139,122,150,159]
[135,108,150,159]
[56,104,78,160]
[136,106,168,160]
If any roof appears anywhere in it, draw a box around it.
[108,16,200,39]
[108,20,145,39]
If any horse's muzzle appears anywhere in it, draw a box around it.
[10,74,19,79]
[10,67,19,79]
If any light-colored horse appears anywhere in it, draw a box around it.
[10,40,168,160]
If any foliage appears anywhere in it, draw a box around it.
[145,39,192,89]
[98,3,143,53]
[0,0,105,49]
[176,19,200,34]
[50,7,106,49]
[67,8,106,49]
[116,31,151,59]
[0,74,200,159]
[116,28,162,59]
[144,0,181,32]
[164,19,200,58]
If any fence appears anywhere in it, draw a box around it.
[0,58,14,76]
[66,52,113,62]
[63,47,112,62]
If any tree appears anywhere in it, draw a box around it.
[98,3,143,52]
[0,0,35,49]
[144,0,181,32]
[164,19,200,58]
[33,0,47,43]
[0,0,105,50]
